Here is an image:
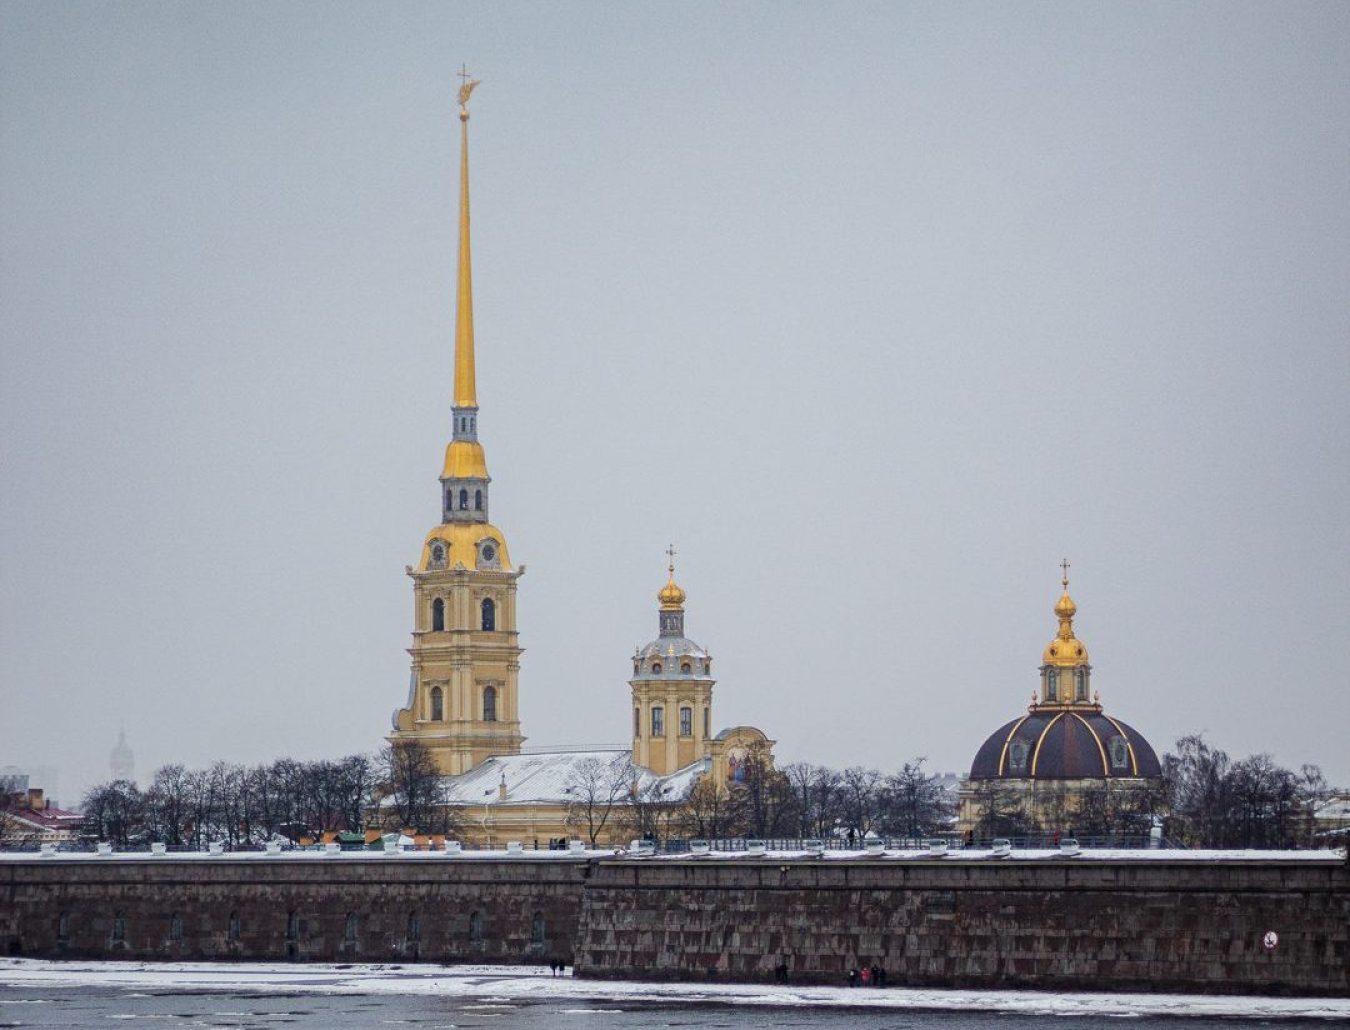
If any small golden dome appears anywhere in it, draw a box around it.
[1054,590,1077,620]
[658,567,686,611]
[1043,563,1089,668]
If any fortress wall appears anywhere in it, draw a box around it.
[1,857,586,964]
[3,855,1347,995]
[575,858,1350,995]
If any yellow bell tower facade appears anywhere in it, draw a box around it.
[630,553,716,776]
[389,75,525,775]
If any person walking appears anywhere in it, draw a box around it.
[860,965,871,987]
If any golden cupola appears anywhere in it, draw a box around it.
[658,563,687,611]
[1037,560,1095,708]
[1043,562,1089,669]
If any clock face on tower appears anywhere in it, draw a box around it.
[481,543,496,563]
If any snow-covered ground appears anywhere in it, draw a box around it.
[0,960,1346,1020]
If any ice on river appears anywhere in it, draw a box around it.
[1,958,1347,1021]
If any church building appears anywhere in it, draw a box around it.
[386,78,770,846]
[958,566,1164,838]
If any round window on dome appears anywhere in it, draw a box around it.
[651,662,662,674]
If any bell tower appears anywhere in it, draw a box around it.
[630,550,716,776]
[389,73,525,775]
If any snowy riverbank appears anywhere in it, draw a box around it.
[1,959,1347,1020]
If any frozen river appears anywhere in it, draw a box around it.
[1,961,1347,1028]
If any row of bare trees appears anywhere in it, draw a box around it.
[67,735,1340,849]
[1163,735,1329,848]
[561,745,957,846]
[78,742,449,847]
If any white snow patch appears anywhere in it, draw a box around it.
[0,959,1346,1020]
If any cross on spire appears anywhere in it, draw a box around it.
[1060,557,1071,589]
[458,63,472,89]
[666,544,677,573]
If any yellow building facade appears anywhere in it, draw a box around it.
[388,78,524,776]
[383,81,771,845]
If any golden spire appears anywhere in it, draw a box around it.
[453,65,480,409]
[1044,558,1089,667]
[657,544,687,610]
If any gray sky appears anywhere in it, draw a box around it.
[3,2,1348,804]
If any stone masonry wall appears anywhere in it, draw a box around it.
[2,857,585,964]
[3,855,1347,995]
[575,858,1349,995]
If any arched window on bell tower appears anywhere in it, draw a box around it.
[459,488,469,510]
[1075,667,1088,702]
[483,685,497,722]
[432,598,445,632]
[481,597,495,631]
[430,686,444,721]
[1044,668,1058,703]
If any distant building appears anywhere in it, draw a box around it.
[958,569,1164,838]
[383,82,770,845]
[0,788,83,844]
[110,729,134,782]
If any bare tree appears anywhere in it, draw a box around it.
[677,776,730,840]
[564,754,633,847]
[878,758,954,840]
[970,779,1033,839]
[779,763,855,840]
[81,780,146,846]
[1163,734,1233,847]
[145,764,192,846]
[379,739,454,834]
[616,774,682,844]
[839,766,883,839]
[726,741,795,838]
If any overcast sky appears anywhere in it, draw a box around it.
[3,2,1348,804]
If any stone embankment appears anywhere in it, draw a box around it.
[2,850,1345,995]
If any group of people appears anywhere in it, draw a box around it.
[847,964,887,987]
[547,959,568,977]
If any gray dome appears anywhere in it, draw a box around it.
[638,636,708,660]
[632,636,712,680]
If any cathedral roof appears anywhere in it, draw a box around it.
[438,747,705,807]
[969,709,1161,780]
